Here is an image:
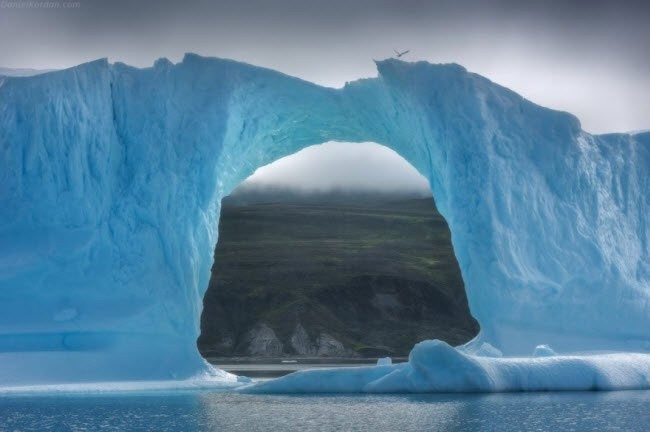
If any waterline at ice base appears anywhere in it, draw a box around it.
[0,54,648,393]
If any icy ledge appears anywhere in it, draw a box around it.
[1,342,648,394]
[0,373,246,396]
[243,341,650,393]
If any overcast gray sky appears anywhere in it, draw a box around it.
[239,142,431,194]
[1,0,648,191]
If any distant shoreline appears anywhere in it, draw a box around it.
[207,356,409,378]
[206,356,409,365]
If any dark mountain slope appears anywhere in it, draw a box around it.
[198,192,479,357]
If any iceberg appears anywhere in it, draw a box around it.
[243,340,650,393]
[0,54,648,391]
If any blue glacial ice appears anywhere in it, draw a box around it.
[0,54,648,391]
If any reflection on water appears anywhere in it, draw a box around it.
[1,390,648,431]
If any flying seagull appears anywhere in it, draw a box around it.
[394,49,410,58]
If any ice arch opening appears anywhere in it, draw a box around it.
[198,141,479,360]
[0,54,648,388]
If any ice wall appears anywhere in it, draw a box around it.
[0,54,648,386]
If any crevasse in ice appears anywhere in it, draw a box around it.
[0,54,648,390]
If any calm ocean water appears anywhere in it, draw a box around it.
[0,390,648,431]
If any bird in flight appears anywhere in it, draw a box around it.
[394,49,410,58]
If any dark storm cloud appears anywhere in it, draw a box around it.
[0,0,648,133]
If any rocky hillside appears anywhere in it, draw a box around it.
[198,191,479,358]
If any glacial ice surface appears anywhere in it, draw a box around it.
[0,54,648,391]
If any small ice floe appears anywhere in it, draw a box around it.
[532,344,557,357]
[376,357,392,366]
[474,342,503,358]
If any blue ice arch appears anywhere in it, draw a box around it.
[0,55,648,391]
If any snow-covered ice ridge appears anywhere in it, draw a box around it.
[0,54,648,391]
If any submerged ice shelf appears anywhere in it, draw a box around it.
[0,54,648,391]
